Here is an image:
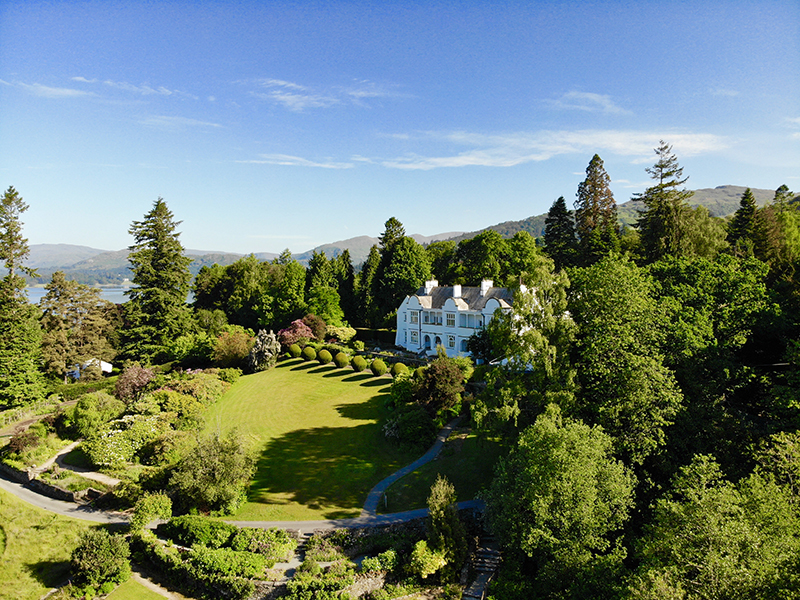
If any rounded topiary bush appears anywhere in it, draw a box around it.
[352,355,368,372]
[334,352,350,369]
[390,362,407,377]
[318,349,332,365]
[371,359,388,377]
[288,344,302,358]
[302,346,317,361]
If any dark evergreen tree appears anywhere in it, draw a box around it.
[376,236,431,322]
[727,187,758,254]
[635,141,695,262]
[378,216,406,252]
[355,245,381,327]
[0,186,45,407]
[306,249,334,292]
[574,155,619,264]
[331,249,356,324]
[543,196,578,270]
[121,198,193,361]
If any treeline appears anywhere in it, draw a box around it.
[473,142,800,599]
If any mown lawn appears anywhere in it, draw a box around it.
[0,488,95,600]
[204,358,419,521]
[106,579,173,600]
[378,431,506,514]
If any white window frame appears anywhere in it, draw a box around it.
[446,312,456,328]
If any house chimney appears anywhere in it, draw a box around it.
[424,279,438,295]
[453,284,461,298]
[480,279,493,296]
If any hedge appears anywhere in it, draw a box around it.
[352,356,368,372]
[390,362,407,377]
[302,346,317,361]
[318,349,333,365]
[288,344,302,358]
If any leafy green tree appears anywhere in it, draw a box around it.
[426,239,459,285]
[306,249,334,292]
[503,231,541,286]
[575,154,619,264]
[631,454,800,599]
[169,430,256,514]
[40,271,116,381]
[635,141,695,262]
[569,255,682,465]
[272,250,307,327]
[427,474,467,581]
[0,186,45,407]
[414,351,466,418]
[543,196,579,270]
[122,198,193,361]
[70,529,131,588]
[476,254,575,433]
[456,230,507,285]
[306,285,344,326]
[376,235,431,322]
[485,404,635,597]
[680,205,728,259]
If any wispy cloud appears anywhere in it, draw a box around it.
[245,78,407,111]
[381,129,728,170]
[787,117,800,127]
[103,79,198,99]
[140,116,223,130]
[710,87,739,97]
[71,76,98,84]
[238,154,354,169]
[13,82,95,98]
[546,92,631,115]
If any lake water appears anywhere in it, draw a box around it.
[25,287,130,305]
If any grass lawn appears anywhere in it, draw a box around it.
[204,358,419,521]
[0,488,96,600]
[378,431,506,514]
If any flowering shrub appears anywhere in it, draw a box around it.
[326,325,357,344]
[278,319,314,347]
[83,414,170,469]
[115,363,155,404]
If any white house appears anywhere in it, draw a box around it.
[395,279,514,358]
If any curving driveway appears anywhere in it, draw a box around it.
[0,416,482,528]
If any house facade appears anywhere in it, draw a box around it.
[394,279,514,358]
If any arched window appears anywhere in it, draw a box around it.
[424,335,431,349]
[460,339,468,352]
[435,336,442,347]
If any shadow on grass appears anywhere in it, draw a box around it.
[322,369,353,379]
[342,373,374,383]
[290,362,318,371]
[335,395,386,421]
[24,560,71,588]
[359,378,392,388]
[308,365,338,375]
[277,358,304,368]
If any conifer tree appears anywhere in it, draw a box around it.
[121,198,193,361]
[543,196,579,270]
[0,186,44,407]
[635,141,695,262]
[727,188,758,254]
[574,155,619,264]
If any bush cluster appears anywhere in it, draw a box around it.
[352,356,368,372]
[318,349,333,365]
[157,515,238,549]
[302,346,317,361]
[288,344,302,358]
[371,359,388,377]
[216,368,242,384]
[229,527,297,563]
[334,352,351,368]
[188,545,266,578]
[390,362,408,377]
[132,532,254,600]
[286,559,356,600]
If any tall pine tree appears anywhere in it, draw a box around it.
[574,155,619,264]
[0,187,44,407]
[727,188,758,254]
[635,141,695,262]
[121,198,193,361]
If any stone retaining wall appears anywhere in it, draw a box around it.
[0,460,77,502]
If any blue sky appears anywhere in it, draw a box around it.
[1,1,798,255]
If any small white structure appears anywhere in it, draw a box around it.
[68,358,113,379]
[395,279,514,358]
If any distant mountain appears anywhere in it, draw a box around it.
[616,185,777,226]
[448,185,784,243]
[27,244,108,269]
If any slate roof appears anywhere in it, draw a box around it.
[412,285,513,310]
